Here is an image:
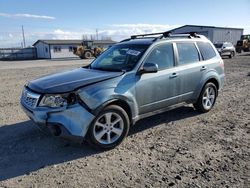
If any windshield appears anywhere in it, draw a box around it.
[90,44,149,71]
[214,43,223,48]
[241,35,250,40]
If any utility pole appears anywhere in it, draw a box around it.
[22,25,26,48]
[96,28,99,40]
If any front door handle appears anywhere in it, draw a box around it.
[169,73,178,78]
[200,66,207,71]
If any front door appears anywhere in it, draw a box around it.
[135,43,179,115]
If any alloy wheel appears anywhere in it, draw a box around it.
[93,112,124,145]
[202,86,216,110]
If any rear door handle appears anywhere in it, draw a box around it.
[169,72,178,78]
[200,66,207,71]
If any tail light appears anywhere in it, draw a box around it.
[220,59,224,69]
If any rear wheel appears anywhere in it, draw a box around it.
[193,83,217,113]
[87,105,130,149]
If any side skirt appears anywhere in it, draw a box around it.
[132,102,188,125]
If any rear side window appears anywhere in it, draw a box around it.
[197,42,216,60]
[176,43,199,65]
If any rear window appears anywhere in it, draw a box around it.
[197,42,217,60]
[224,43,233,47]
[214,43,223,48]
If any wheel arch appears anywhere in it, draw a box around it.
[205,77,219,93]
[194,75,220,101]
[93,99,133,125]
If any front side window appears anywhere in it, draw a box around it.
[90,44,149,71]
[176,43,199,65]
[197,42,217,60]
[144,43,174,70]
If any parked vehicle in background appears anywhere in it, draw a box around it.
[214,42,236,58]
[20,32,225,149]
[236,34,250,53]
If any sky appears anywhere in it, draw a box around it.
[0,0,249,47]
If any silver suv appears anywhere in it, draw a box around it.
[20,32,225,149]
[214,42,236,58]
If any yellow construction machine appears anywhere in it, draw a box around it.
[236,34,250,53]
[73,40,103,59]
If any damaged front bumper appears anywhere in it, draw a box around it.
[20,100,95,138]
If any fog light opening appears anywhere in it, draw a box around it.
[47,124,61,136]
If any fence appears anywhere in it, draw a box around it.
[0,47,37,60]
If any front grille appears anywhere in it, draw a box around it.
[21,88,40,109]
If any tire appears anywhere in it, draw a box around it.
[193,83,218,113]
[84,51,92,59]
[86,105,130,149]
[229,51,234,58]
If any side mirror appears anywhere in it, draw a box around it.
[139,63,158,74]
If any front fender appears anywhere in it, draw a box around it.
[78,86,138,119]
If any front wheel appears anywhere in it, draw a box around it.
[193,83,217,113]
[86,105,130,149]
[229,51,234,58]
[84,51,92,59]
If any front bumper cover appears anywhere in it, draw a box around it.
[20,101,95,138]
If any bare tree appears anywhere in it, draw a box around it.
[82,34,89,40]
[101,35,112,40]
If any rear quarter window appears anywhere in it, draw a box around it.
[197,42,217,60]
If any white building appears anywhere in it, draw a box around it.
[33,39,116,59]
[169,25,243,45]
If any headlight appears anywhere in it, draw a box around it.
[39,93,77,108]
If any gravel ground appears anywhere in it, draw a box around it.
[0,54,249,188]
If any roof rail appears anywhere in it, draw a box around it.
[119,32,201,43]
[131,31,171,39]
[165,32,200,38]
[119,38,132,43]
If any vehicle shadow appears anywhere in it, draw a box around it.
[0,106,199,181]
[129,105,199,135]
[238,52,250,56]
[0,121,99,181]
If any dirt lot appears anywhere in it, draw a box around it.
[0,55,249,188]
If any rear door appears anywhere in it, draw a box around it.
[174,42,203,102]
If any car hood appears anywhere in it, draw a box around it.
[27,68,124,94]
